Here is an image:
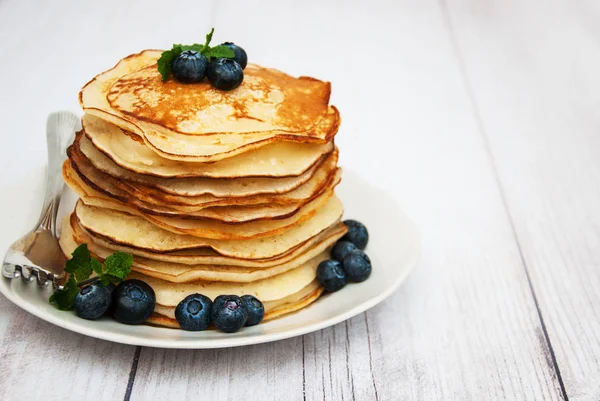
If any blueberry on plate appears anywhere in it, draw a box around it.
[74,282,111,320]
[342,249,372,282]
[212,295,248,333]
[241,295,264,326]
[175,293,212,331]
[172,50,208,83]
[341,220,369,250]
[207,58,244,91]
[112,279,156,325]
[317,259,347,292]
[220,42,248,69]
[331,241,357,263]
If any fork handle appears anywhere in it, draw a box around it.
[35,112,79,235]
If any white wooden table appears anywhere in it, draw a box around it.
[1,0,599,399]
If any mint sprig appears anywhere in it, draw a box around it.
[101,252,133,285]
[206,46,235,59]
[157,28,235,81]
[202,27,214,51]
[49,244,133,310]
[64,243,93,281]
[49,276,79,311]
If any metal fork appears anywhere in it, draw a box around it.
[2,112,79,288]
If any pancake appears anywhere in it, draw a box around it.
[127,248,323,307]
[82,114,336,178]
[148,285,324,328]
[79,50,340,162]
[59,218,324,328]
[128,248,329,317]
[67,154,340,215]
[136,107,339,163]
[152,280,322,321]
[75,194,344,258]
[64,156,341,224]
[110,156,340,210]
[73,185,334,240]
[69,135,340,211]
[72,213,347,267]
[64,160,329,225]
[77,188,336,238]
[109,63,331,134]
[62,216,346,283]
[262,282,323,320]
[77,130,324,198]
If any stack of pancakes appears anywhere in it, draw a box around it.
[58,50,345,328]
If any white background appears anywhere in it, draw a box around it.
[0,0,599,400]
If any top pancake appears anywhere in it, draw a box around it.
[81,114,335,179]
[80,50,340,162]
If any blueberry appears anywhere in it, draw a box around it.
[74,282,111,320]
[207,58,244,91]
[220,42,248,69]
[112,279,156,325]
[175,293,212,331]
[331,241,357,262]
[241,295,264,326]
[342,249,372,282]
[171,50,208,83]
[341,220,369,250]
[212,295,248,333]
[317,260,347,292]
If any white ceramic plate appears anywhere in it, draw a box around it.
[0,169,420,349]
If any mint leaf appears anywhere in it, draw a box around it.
[64,244,89,272]
[64,244,93,282]
[205,45,235,60]
[49,276,79,311]
[103,252,133,280]
[90,258,103,276]
[181,43,205,53]
[72,264,92,282]
[157,45,183,81]
[203,28,215,51]
[49,244,134,312]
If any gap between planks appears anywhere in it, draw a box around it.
[124,346,141,401]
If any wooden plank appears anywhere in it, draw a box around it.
[129,0,564,399]
[0,296,136,400]
[130,339,304,401]
[303,315,380,400]
[443,0,600,399]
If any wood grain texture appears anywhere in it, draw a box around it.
[130,338,304,401]
[443,0,600,399]
[1,0,597,399]
[303,315,380,400]
[0,296,136,401]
